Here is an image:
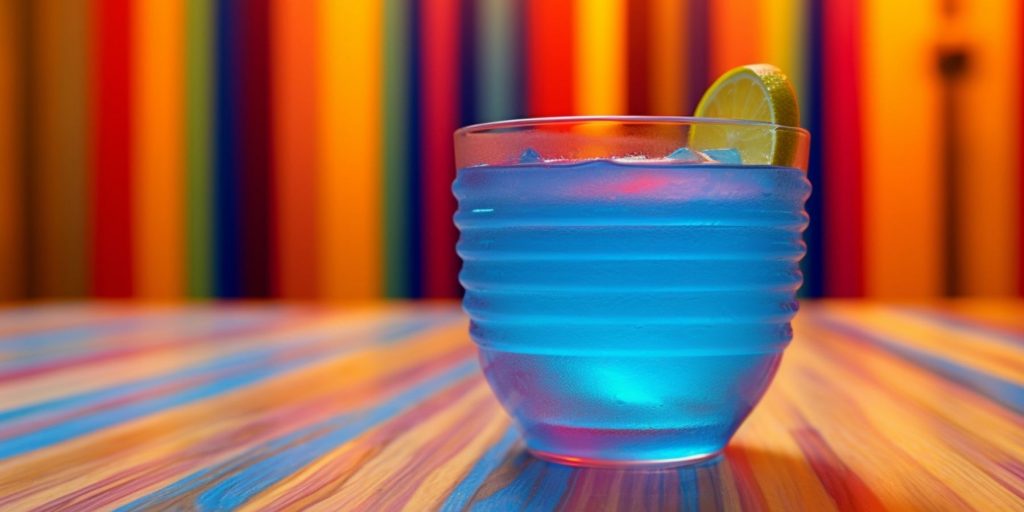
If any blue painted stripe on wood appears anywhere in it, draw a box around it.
[816,315,1024,415]
[440,426,519,511]
[116,360,479,511]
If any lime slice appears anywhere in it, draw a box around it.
[691,64,800,165]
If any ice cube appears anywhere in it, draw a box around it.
[519,148,542,163]
[702,148,743,164]
[666,147,702,162]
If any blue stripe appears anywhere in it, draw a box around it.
[894,308,1024,348]
[816,315,1024,415]
[214,0,241,297]
[116,360,479,511]
[678,466,700,510]
[440,426,520,511]
[0,316,458,459]
[803,0,825,297]
[467,454,574,512]
[0,312,285,367]
[458,0,478,126]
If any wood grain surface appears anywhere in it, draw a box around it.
[0,301,1021,510]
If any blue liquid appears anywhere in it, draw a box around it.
[453,160,811,466]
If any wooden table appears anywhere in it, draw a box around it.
[0,301,1021,511]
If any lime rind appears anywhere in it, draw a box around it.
[691,64,800,166]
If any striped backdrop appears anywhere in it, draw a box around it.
[0,0,1021,300]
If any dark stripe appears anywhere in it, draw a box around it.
[685,0,710,113]
[627,0,650,114]
[239,0,272,297]
[214,0,241,297]
[383,0,412,298]
[408,0,424,298]
[803,0,825,297]
[458,0,478,126]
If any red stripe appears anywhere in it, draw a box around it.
[240,0,272,297]
[627,0,651,114]
[1020,0,1024,297]
[420,0,461,297]
[525,0,574,117]
[90,0,134,297]
[822,0,864,297]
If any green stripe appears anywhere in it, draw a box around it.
[185,0,212,297]
[382,0,410,298]
[478,0,519,122]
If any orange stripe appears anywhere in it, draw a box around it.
[271,0,318,298]
[709,0,763,78]
[0,0,24,299]
[134,0,184,299]
[648,0,688,115]
[318,0,382,299]
[955,0,1021,295]
[862,0,944,297]
[32,0,90,297]
[574,0,627,114]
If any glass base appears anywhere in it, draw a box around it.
[521,422,728,469]
[528,448,722,469]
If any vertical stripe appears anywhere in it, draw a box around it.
[862,0,944,297]
[134,0,184,299]
[383,0,412,298]
[185,0,213,298]
[803,0,824,297]
[822,0,864,297]
[685,0,710,112]
[91,0,134,297]
[708,0,763,78]
[477,0,521,122]
[763,0,807,120]
[627,0,651,114]
[954,0,1020,296]
[271,0,318,299]
[239,0,272,297]
[0,0,24,299]
[648,0,688,116]
[408,0,424,298]
[1021,0,1024,297]
[320,0,383,299]
[525,0,574,117]
[459,0,479,127]
[574,0,626,114]
[214,0,241,297]
[420,0,461,298]
[33,0,90,297]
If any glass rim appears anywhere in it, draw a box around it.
[454,115,811,137]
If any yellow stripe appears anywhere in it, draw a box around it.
[862,0,944,297]
[955,0,1021,295]
[134,0,184,299]
[319,0,382,299]
[648,0,688,115]
[762,0,806,115]
[0,0,23,299]
[574,0,626,114]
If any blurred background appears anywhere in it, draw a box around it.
[0,0,1020,301]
